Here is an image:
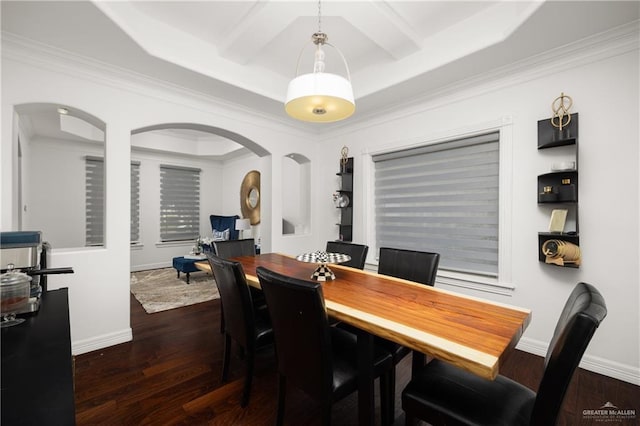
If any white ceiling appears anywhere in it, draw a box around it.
[3,1,639,135]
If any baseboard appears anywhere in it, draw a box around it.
[516,337,640,386]
[72,328,133,355]
[131,262,171,272]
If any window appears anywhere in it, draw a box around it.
[85,156,104,246]
[373,132,500,277]
[86,157,142,246]
[159,165,200,242]
[131,161,140,244]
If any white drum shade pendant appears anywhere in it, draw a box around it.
[285,2,355,123]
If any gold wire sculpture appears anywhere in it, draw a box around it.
[550,92,573,131]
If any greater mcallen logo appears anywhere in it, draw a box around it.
[583,402,636,422]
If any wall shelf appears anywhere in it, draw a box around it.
[537,113,580,267]
[336,157,353,242]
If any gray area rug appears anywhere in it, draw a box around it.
[130,267,219,314]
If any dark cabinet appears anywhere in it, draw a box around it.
[336,157,353,242]
[537,113,580,267]
[1,288,76,425]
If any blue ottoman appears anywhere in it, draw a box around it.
[172,256,202,284]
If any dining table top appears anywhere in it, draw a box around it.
[196,252,531,381]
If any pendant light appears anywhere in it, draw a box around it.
[285,0,355,123]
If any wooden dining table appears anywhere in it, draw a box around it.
[197,253,531,425]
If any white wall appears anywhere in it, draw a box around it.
[23,137,103,249]
[1,40,315,355]
[317,32,640,383]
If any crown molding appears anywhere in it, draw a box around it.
[1,32,312,139]
[322,20,640,139]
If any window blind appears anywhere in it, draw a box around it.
[85,156,105,246]
[160,165,201,242]
[86,158,142,246]
[373,132,499,277]
[131,161,140,243]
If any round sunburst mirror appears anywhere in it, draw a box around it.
[240,170,261,225]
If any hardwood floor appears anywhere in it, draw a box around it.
[74,295,639,425]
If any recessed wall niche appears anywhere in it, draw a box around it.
[14,103,106,249]
[282,153,310,235]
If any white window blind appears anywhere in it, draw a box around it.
[373,132,500,277]
[131,161,140,244]
[160,165,201,242]
[85,156,104,246]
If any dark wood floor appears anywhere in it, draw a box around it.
[74,294,639,425]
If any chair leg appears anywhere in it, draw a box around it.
[276,374,286,426]
[221,334,231,382]
[240,349,254,407]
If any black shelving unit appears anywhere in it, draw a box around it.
[336,157,353,242]
[537,113,580,267]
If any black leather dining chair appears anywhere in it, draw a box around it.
[377,247,440,286]
[213,239,264,334]
[206,254,273,407]
[256,266,394,426]
[402,282,607,426]
[214,238,256,259]
[325,241,369,269]
[375,247,441,421]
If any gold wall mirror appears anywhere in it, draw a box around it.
[240,170,260,225]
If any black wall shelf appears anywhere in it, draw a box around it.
[336,157,353,242]
[537,113,580,267]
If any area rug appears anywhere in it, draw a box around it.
[130,267,219,314]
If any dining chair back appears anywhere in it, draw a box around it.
[256,266,393,426]
[377,247,440,286]
[212,238,260,334]
[325,241,369,269]
[258,267,332,402]
[532,282,607,424]
[206,254,272,407]
[214,238,256,259]
[402,282,607,426]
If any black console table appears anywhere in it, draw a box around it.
[1,288,76,425]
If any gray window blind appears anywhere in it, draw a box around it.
[85,156,105,246]
[373,132,499,277]
[160,165,201,242]
[131,161,140,243]
[86,158,142,246]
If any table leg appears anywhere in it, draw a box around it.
[357,329,374,426]
[411,350,427,379]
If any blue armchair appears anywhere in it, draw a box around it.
[209,215,240,241]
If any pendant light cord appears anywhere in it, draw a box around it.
[317,0,322,33]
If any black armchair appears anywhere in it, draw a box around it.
[256,266,394,426]
[325,241,369,269]
[206,254,273,407]
[402,282,607,426]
